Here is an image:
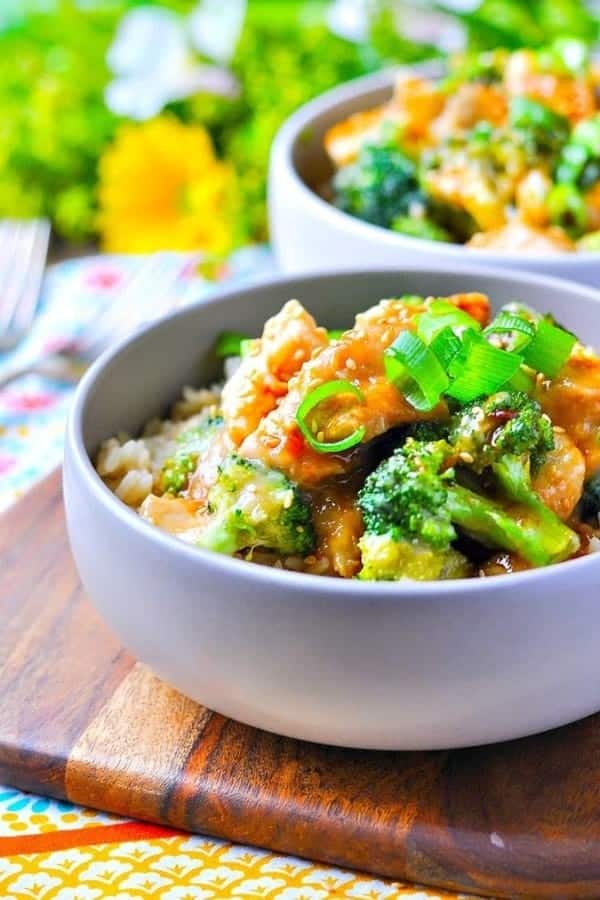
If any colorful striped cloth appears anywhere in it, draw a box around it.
[0,251,481,900]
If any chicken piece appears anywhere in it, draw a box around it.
[424,162,508,232]
[187,427,234,503]
[392,75,445,143]
[515,169,552,228]
[536,349,600,477]
[585,183,600,233]
[139,494,206,544]
[221,300,328,447]
[532,430,586,520]
[504,49,596,123]
[309,481,364,578]
[239,294,490,485]
[431,83,507,142]
[324,106,390,169]
[468,221,575,253]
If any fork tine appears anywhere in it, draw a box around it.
[11,220,50,335]
[0,220,50,349]
[0,221,37,332]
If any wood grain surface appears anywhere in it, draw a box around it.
[2,470,600,899]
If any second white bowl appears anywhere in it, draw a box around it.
[269,68,600,287]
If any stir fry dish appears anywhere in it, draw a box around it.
[97,292,600,581]
[325,41,600,253]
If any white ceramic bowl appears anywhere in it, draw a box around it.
[269,68,600,287]
[64,267,600,751]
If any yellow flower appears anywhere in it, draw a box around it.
[98,116,237,254]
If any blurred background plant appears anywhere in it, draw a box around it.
[0,0,597,254]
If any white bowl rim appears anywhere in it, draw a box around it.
[271,65,600,265]
[67,264,600,601]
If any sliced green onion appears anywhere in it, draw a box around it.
[429,326,463,370]
[215,331,250,358]
[296,380,366,454]
[384,331,449,412]
[327,329,344,341]
[417,299,481,344]
[522,318,576,377]
[446,331,523,403]
[505,366,536,394]
[483,311,536,350]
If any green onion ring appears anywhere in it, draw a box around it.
[384,331,449,412]
[296,380,366,454]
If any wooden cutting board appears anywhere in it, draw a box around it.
[2,471,600,899]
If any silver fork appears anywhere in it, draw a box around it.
[0,251,186,389]
[0,219,51,352]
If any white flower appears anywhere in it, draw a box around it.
[105,2,241,120]
[188,0,246,63]
[327,0,371,42]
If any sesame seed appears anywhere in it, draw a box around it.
[317,431,325,442]
[346,357,357,370]
[460,451,475,464]
[553,425,566,434]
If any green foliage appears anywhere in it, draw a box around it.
[0,2,120,240]
[1,0,598,246]
[436,0,599,53]
[198,454,316,557]
[195,4,372,241]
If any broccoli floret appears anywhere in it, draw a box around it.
[359,439,456,547]
[580,472,600,526]
[332,141,424,230]
[509,97,570,161]
[358,435,579,578]
[161,416,224,495]
[449,393,579,564]
[450,392,554,472]
[197,454,315,557]
[358,532,470,581]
